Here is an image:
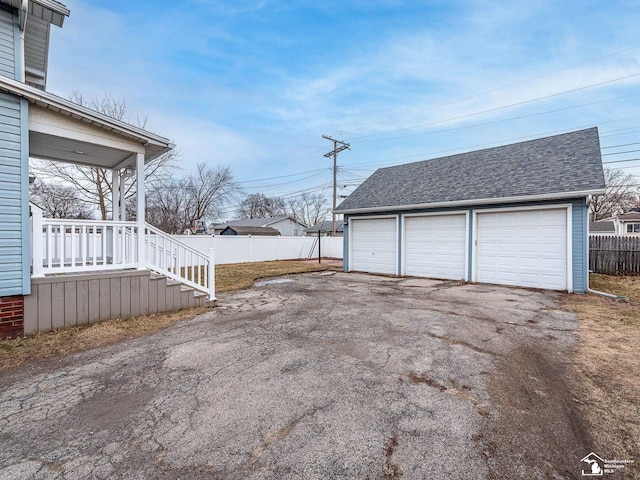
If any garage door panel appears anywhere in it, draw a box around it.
[404,214,466,280]
[350,218,397,275]
[476,209,567,290]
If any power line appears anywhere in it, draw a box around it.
[337,45,640,138]
[601,142,640,149]
[603,157,640,165]
[346,72,640,142]
[322,135,350,235]
[602,149,640,156]
[347,90,640,145]
[235,167,329,184]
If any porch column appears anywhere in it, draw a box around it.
[136,153,146,268]
[120,171,126,221]
[112,169,119,221]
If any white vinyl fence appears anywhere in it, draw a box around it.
[172,235,343,265]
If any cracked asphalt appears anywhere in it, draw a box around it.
[0,271,583,479]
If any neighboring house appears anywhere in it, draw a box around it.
[589,211,640,236]
[335,128,606,293]
[589,219,616,236]
[219,226,280,236]
[0,1,213,339]
[305,220,344,237]
[212,216,307,236]
[616,211,640,235]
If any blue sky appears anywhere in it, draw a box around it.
[47,1,640,218]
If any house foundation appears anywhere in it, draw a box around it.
[0,296,24,339]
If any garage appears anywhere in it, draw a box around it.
[349,217,397,275]
[403,213,467,280]
[337,128,606,293]
[475,208,568,290]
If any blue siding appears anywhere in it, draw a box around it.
[0,6,15,79]
[0,93,28,296]
[571,198,588,293]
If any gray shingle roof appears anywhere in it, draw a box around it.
[336,128,605,213]
[589,221,615,233]
[306,220,344,233]
[618,212,640,221]
[213,216,293,228]
[219,226,280,236]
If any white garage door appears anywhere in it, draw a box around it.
[476,208,567,290]
[404,214,467,280]
[350,217,397,275]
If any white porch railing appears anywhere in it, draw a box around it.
[31,205,215,300]
[143,223,215,300]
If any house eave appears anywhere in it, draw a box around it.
[1,0,70,27]
[335,189,605,215]
[0,76,173,161]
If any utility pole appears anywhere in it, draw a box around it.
[322,135,350,236]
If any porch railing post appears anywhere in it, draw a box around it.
[136,152,146,269]
[208,248,216,301]
[31,204,44,278]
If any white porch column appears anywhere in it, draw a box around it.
[112,169,120,221]
[31,204,44,278]
[136,153,146,268]
[120,171,127,221]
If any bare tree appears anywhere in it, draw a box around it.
[30,93,176,219]
[183,164,236,229]
[590,168,640,221]
[30,179,94,219]
[287,193,330,228]
[146,164,236,233]
[238,193,286,219]
[145,181,188,233]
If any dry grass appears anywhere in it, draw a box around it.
[0,307,209,372]
[215,259,340,292]
[561,274,640,459]
[0,260,340,372]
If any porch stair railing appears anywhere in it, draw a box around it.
[143,223,215,300]
[31,205,215,300]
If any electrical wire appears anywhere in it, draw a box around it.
[345,72,640,142]
[337,44,640,137]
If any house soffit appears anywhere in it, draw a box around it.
[28,104,145,169]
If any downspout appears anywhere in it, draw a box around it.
[584,195,629,300]
[18,0,27,80]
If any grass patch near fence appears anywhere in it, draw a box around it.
[0,260,341,372]
[562,274,640,460]
[216,259,341,292]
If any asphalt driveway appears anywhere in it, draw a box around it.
[0,272,589,479]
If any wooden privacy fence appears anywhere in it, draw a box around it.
[589,235,640,275]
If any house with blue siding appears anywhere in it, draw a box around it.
[335,128,606,293]
[0,0,215,339]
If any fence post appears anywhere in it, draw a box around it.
[208,248,216,301]
[31,205,44,278]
